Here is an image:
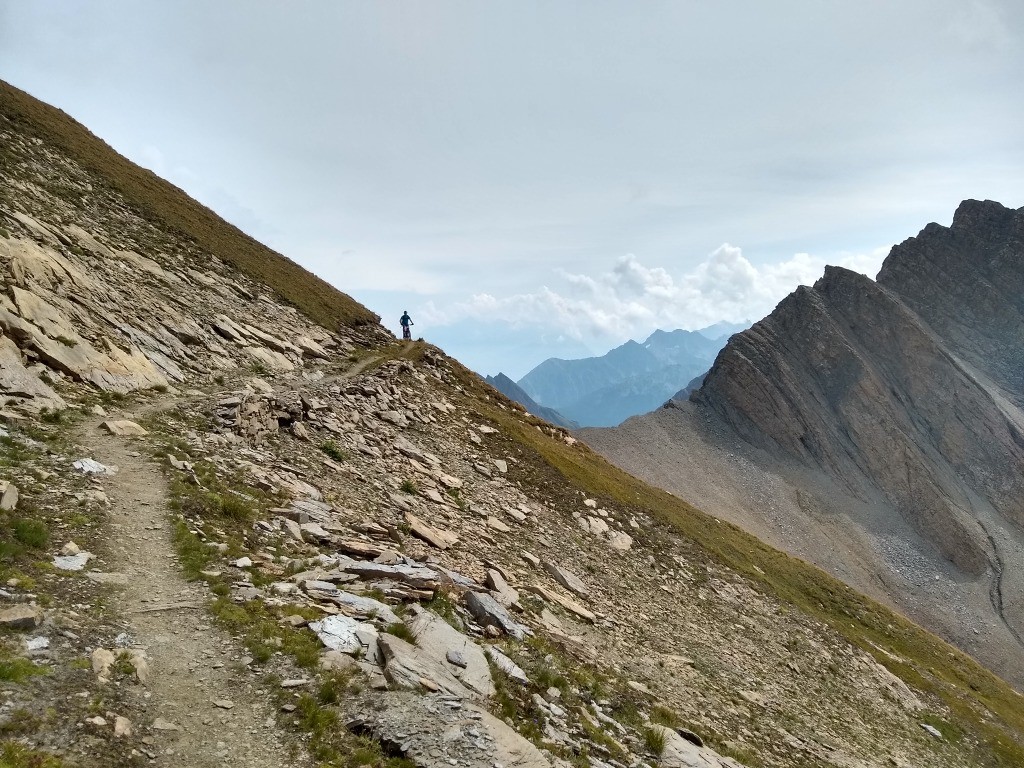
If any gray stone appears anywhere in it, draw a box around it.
[377,634,475,699]
[407,609,494,699]
[542,560,590,598]
[342,561,441,590]
[653,724,746,768]
[0,604,43,630]
[354,691,550,768]
[0,482,18,512]
[464,592,532,641]
[485,646,529,685]
[309,615,379,655]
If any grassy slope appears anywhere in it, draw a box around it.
[0,78,378,331]
[443,355,1024,767]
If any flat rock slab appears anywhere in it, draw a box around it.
[464,592,532,641]
[0,604,43,630]
[653,725,746,768]
[310,615,379,655]
[377,634,475,699]
[323,591,401,626]
[484,646,529,685]
[100,420,149,436]
[407,609,494,699]
[405,512,458,550]
[542,561,590,598]
[352,691,550,768]
[343,562,441,591]
[523,584,596,624]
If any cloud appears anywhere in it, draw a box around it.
[421,245,889,345]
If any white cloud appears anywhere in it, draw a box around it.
[421,245,889,346]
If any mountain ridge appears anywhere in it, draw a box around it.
[584,199,1024,689]
[518,327,737,426]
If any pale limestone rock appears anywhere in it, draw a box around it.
[92,647,116,682]
[486,516,512,534]
[523,584,596,623]
[357,692,551,768]
[654,725,746,768]
[485,646,530,685]
[407,608,494,699]
[309,615,378,655]
[542,560,590,598]
[0,336,66,410]
[0,482,18,511]
[0,604,43,630]
[607,531,634,551]
[377,633,474,699]
[246,345,295,372]
[405,512,458,550]
[464,592,532,641]
[114,715,133,738]
[100,420,149,436]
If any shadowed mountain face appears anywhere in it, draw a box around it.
[483,373,579,429]
[584,200,1024,688]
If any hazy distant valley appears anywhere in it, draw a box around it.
[488,322,747,428]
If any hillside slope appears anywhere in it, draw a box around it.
[1,83,1023,768]
[584,200,1024,692]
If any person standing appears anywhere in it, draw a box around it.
[400,311,414,340]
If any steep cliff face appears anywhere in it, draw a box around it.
[586,201,1024,688]
[877,199,1024,401]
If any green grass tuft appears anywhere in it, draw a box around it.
[319,441,348,462]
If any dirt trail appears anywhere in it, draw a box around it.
[79,414,302,768]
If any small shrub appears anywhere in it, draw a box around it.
[319,441,347,462]
[384,622,417,644]
[39,408,63,424]
[651,704,680,728]
[53,335,77,347]
[13,518,48,549]
[643,726,667,756]
[400,479,418,495]
[0,741,62,768]
[0,655,46,684]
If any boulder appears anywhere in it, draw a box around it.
[542,560,590,598]
[652,725,746,768]
[464,592,532,641]
[100,420,149,437]
[377,634,475,699]
[352,691,551,768]
[407,609,494,699]
[0,604,43,630]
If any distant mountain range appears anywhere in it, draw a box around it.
[487,322,747,427]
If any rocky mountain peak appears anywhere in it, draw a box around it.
[594,199,1024,693]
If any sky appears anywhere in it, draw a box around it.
[1,2,1021,378]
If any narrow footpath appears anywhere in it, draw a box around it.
[78,413,302,768]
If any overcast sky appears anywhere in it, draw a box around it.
[1,2,1021,377]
